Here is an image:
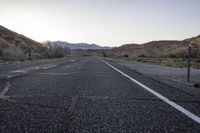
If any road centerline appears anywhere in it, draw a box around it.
[102,59,200,124]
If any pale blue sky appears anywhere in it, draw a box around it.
[0,0,200,46]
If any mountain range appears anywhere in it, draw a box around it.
[42,41,110,50]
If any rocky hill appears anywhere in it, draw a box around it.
[112,35,200,58]
[0,25,47,61]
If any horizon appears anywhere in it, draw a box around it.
[1,0,200,46]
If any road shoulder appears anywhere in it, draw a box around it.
[104,58,200,98]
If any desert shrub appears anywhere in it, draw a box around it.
[194,83,200,88]
[138,54,147,58]
[102,52,107,57]
[137,59,142,62]
[196,59,200,63]
[33,45,49,59]
[162,58,174,67]
[124,54,129,58]
[82,54,90,57]
[47,44,64,58]
[2,48,26,61]
[167,54,178,58]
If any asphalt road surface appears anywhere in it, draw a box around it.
[0,57,200,133]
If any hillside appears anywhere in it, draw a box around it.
[0,25,47,61]
[184,35,200,46]
[112,35,200,58]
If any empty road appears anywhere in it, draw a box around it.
[0,57,200,132]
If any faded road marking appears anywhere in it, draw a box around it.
[102,60,200,124]
[0,81,11,97]
[38,72,79,75]
[70,59,76,62]
[39,73,69,75]
[12,66,41,73]
[43,65,57,70]
[12,70,27,73]
[0,75,12,78]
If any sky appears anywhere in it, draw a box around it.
[0,0,200,46]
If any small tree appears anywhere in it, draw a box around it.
[46,43,65,58]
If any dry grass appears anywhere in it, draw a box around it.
[133,57,200,69]
[107,55,200,69]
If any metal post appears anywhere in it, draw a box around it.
[187,44,191,82]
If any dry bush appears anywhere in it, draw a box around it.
[193,83,200,88]
[102,52,108,57]
[46,44,65,58]
[138,54,147,58]
[123,54,129,58]
[2,47,26,61]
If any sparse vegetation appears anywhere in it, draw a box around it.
[133,57,200,68]
[193,83,200,88]
[138,54,147,58]
[2,48,25,61]
[45,42,65,58]
[162,58,175,67]
[108,35,200,69]
[102,52,108,57]
[124,54,129,58]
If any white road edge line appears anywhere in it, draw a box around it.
[102,60,200,124]
[43,65,57,70]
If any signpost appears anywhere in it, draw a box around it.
[187,44,192,82]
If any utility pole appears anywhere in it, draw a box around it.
[187,44,192,82]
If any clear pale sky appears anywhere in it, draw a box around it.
[0,0,200,46]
